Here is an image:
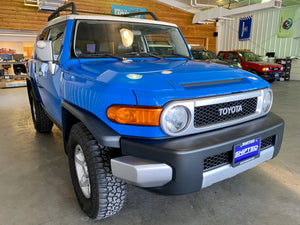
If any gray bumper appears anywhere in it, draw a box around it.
[115,112,284,195]
[111,156,172,187]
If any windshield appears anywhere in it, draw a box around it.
[192,50,219,60]
[206,51,219,59]
[73,20,190,59]
[239,52,262,62]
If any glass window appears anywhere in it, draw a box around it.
[47,23,66,61]
[226,52,241,62]
[218,52,225,60]
[191,50,204,60]
[73,20,190,59]
[239,52,262,62]
[206,51,218,59]
[39,29,49,41]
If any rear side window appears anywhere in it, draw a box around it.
[47,23,66,61]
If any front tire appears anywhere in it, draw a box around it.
[284,73,290,81]
[29,90,53,133]
[67,122,127,220]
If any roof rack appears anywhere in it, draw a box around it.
[118,12,159,21]
[48,2,77,21]
[48,2,159,21]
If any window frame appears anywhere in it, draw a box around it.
[46,21,67,63]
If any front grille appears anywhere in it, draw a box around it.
[203,151,232,171]
[272,67,280,71]
[194,97,257,127]
[203,136,275,171]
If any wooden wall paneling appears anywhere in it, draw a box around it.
[23,46,33,57]
[0,0,216,52]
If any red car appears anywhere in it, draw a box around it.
[218,51,284,83]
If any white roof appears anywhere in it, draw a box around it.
[45,14,178,29]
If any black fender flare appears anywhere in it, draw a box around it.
[61,101,121,153]
[26,76,41,102]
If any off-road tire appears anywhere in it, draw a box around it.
[29,90,53,133]
[284,74,290,81]
[67,122,127,220]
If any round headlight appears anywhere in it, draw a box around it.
[262,90,273,112]
[164,106,189,133]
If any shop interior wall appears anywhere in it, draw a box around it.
[0,42,23,54]
[0,0,216,52]
[0,41,34,57]
[218,6,300,58]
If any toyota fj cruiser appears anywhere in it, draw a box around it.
[27,2,284,220]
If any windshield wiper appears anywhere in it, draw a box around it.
[140,52,163,59]
[78,53,123,60]
[168,53,191,60]
[125,52,163,59]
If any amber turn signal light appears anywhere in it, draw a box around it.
[107,105,163,126]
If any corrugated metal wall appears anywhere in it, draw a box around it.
[218,7,300,58]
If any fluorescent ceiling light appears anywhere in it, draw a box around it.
[0,33,37,37]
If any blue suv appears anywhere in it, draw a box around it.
[27,3,284,220]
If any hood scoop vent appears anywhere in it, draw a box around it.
[181,78,244,88]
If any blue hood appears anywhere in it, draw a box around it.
[74,58,269,105]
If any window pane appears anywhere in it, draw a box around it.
[73,20,190,58]
[48,23,66,61]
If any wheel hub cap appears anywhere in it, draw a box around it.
[74,145,91,199]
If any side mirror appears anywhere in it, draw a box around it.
[36,41,53,62]
[36,41,56,75]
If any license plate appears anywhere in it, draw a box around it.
[275,73,279,78]
[232,138,261,167]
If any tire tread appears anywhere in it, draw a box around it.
[29,90,53,133]
[68,122,127,220]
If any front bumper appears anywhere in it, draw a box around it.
[112,112,284,195]
[258,71,283,80]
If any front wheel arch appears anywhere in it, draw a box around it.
[61,101,121,155]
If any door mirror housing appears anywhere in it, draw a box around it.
[36,41,53,62]
[36,40,56,75]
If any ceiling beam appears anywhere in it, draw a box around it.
[193,0,282,24]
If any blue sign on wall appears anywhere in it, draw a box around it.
[239,16,252,41]
[111,5,146,19]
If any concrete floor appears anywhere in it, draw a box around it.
[0,81,299,225]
